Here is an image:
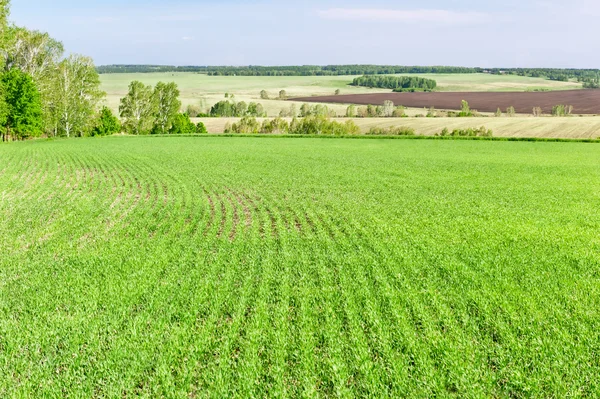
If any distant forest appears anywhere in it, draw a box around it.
[96,65,600,86]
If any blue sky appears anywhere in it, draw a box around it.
[9,0,600,67]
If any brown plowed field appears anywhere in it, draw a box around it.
[292,90,600,114]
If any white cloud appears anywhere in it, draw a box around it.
[318,8,488,24]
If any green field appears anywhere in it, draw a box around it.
[100,73,582,117]
[1,137,599,397]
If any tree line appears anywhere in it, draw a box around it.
[224,115,361,135]
[96,65,600,85]
[0,0,115,140]
[97,65,482,76]
[351,75,437,91]
[118,81,206,135]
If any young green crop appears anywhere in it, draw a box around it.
[0,137,599,397]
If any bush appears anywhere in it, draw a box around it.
[196,122,207,134]
[392,106,407,117]
[92,107,121,136]
[426,107,437,118]
[552,104,573,116]
[367,126,415,136]
[438,126,493,137]
[289,116,360,135]
[226,116,261,134]
[458,100,473,117]
[261,117,290,134]
[260,90,269,100]
[169,113,196,134]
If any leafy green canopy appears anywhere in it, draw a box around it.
[92,106,121,136]
[1,68,43,139]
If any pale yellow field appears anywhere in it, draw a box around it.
[193,116,600,139]
[100,72,584,118]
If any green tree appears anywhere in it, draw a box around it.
[335,89,341,95]
[119,81,156,135]
[278,90,287,99]
[1,68,43,140]
[0,1,9,61]
[247,102,265,117]
[210,100,235,117]
[506,106,515,117]
[300,103,311,117]
[260,90,269,100]
[169,113,196,134]
[55,54,103,137]
[366,104,377,117]
[235,101,248,117]
[459,100,473,117]
[196,122,207,134]
[346,104,356,118]
[153,82,181,134]
[92,106,121,136]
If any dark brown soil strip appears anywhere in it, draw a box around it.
[292,89,600,114]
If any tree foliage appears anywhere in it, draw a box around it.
[169,113,196,134]
[92,106,121,136]
[0,68,42,139]
[153,82,181,134]
[54,54,104,137]
[119,81,156,135]
[351,75,437,91]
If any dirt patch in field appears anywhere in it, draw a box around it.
[292,90,600,114]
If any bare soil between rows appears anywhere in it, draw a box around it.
[292,90,600,114]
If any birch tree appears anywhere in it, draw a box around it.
[55,55,103,137]
[119,81,156,135]
[153,82,181,134]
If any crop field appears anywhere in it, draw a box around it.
[1,137,599,397]
[195,116,600,139]
[100,72,582,117]
[294,89,600,115]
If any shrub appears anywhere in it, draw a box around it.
[458,100,473,117]
[506,106,516,117]
[289,116,360,135]
[426,107,437,118]
[169,113,196,134]
[495,108,502,117]
[225,116,261,134]
[392,106,406,117]
[533,107,543,117]
[367,126,415,136]
[261,117,290,134]
[346,105,357,118]
[552,104,573,116]
[260,90,269,100]
[196,122,207,134]
[92,107,121,136]
[438,126,493,137]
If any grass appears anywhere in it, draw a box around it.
[100,72,583,117]
[195,116,600,140]
[1,136,599,397]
